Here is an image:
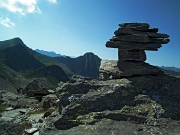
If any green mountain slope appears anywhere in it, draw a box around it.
[0,37,101,91]
[0,38,70,93]
[33,65,69,82]
[35,52,102,79]
[0,37,25,50]
[0,44,44,71]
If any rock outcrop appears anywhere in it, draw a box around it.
[38,23,180,134]
[41,74,180,134]
[100,22,170,80]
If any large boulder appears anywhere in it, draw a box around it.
[21,79,56,101]
[42,94,58,109]
[0,120,25,135]
[99,60,163,80]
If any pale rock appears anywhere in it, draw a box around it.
[24,128,38,135]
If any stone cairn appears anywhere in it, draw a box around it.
[99,22,170,80]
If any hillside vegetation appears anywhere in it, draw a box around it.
[0,38,101,93]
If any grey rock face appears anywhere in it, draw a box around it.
[24,128,38,135]
[99,60,163,80]
[118,49,146,61]
[42,72,180,134]
[42,94,58,109]
[0,120,24,135]
[99,60,120,80]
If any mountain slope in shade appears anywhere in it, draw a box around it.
[0,44,44,71]
[0,37,102,80]
[33,50,102,79]
[0,37,25,50]
[0,38,70,93]
[56,52,102,79]
[33,65,69,82]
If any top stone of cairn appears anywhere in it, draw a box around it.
[119,22,150,31]
[106,22,170,51]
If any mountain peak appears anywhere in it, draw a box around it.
[0,37,26,50]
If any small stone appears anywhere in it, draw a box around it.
[19,109,27,114]
[5,107,13,111]
[43,111,52,118]
[42,94,57,108]
[38,119,43,123]
[47,89,55,94]
[24,128,38,135]
[33,131,40,135]
[147,28,158,33]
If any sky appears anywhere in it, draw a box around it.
[0,0,180,67]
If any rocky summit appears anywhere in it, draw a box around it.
[0,23,180,135]
[100,22,170,80]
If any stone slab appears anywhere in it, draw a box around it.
[118,49,146,61]
[106,41,162,51]
[110,34,150,43]
[114,28,169,39]
[119,23,150,31]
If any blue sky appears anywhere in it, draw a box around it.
[0,0,180,67]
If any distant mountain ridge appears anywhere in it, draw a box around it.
[160,66,180,72]
[159,66,180,77]
[35,49,66,57]
[35,49,76,58]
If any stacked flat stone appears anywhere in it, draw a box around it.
[106,22,170,61]
[99,22,170,80]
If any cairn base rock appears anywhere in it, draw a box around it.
[99,60,163,80]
